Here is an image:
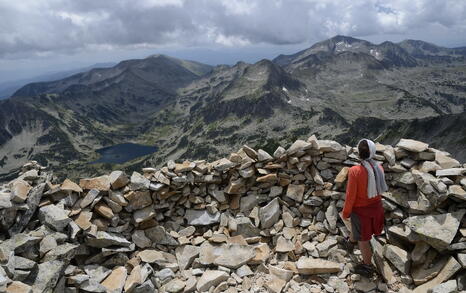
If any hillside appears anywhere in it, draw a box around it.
[1,35,465,180]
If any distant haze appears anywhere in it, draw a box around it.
[1,0,466,82]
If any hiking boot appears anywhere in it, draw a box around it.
[353,263,377,278]
[342,236,356,252]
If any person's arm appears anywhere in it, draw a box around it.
[342,168,357,219]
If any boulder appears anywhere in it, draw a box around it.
[404,210,465,250]
[413,257,461,293]
[108,171,129,190]
[211,158,236,172]
[32,260,66,293]
[199,242,255,269]
[259,198,280,229]
[397,139,429,153]
[196,270,229,292]
[129,172,150,190]
[448,185,466,201]
[175,245,200,271]
[145,226,178,246]
[80,189,100,208]
[287,140,312,155]
[436,153,460,169]
[318,140,343,152]
[38,204,71,232]
[257,149,273,161]
[383,244,410,274]
[296,257,341,275]
[185,209,220,226]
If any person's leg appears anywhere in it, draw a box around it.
[358,240,372,265]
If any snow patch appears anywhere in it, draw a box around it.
[282,87,288,92]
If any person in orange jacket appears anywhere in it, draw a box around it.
[342,138,387,274]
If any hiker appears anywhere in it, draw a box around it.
[342,138,388,274]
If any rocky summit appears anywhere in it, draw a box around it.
[0,136,465,293]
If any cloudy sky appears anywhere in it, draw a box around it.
[1,0,466,82]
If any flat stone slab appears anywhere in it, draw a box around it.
[404,210,466,250]
[296,257,341,275]
[185,209,220,226]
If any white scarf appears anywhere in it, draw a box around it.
[359,139,388,198]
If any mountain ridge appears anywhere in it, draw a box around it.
[1,35,465,180]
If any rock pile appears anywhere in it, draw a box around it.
[0,137,465,293]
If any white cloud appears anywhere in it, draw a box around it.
[0,0,465,59]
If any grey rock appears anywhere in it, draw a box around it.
[304,196,323,206]
[269,186,283,197]
[236,265,253,278]
[316,239,338,257]
[240,194,258,212]
[0,192,12,209]
[42,243,79,262]
[431,280,458,293]
[38,204,71,232]
[196,270,229,292]
[232,216,260,237]
[259,198,280,229]
[164,278,185,293]
[130,172,150,190]
[273,146,286,158]
[404,210,466,250]
[80,279,107,292]
[32,260,67,293]
[80,189,100,208]
[84,265,112,283]
[317,140,343,152]
[397,138,429,152]
[9,183,45,235]
[257,149,273,161]
[436,168,466,177]
[325,201,338,230]
[384,244,410,274]
[211,158,236,172]
[175,245,200,271]
[155,268,175,282]
[109,170,130,189]
[287,140,312,155]
[458,254,466,268]
[13,256,36,270]
[199,242,256,269]
[145,226,179,246]
[132,230,152,249]
[86,231,132,248]
[132,280,156,293]
[185,209,220,226]
[210,189,226,203]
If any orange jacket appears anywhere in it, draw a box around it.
[342,165,382,219]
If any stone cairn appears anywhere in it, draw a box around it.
[0,136,465,293]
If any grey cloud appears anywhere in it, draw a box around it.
[1,0,466,58]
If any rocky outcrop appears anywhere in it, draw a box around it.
[0,137,465,292]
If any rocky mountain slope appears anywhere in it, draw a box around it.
[0,137,465,292]
[1,36,465,180]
